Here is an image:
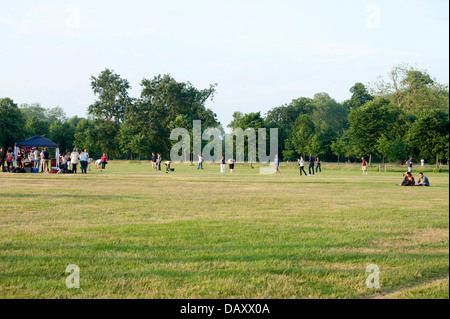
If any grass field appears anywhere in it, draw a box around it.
[0,161,448,299]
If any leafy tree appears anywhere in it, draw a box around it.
[49,120,76,153]
[88,69,132,157]
[306,134,322,156]
[387,139,407,163]
[24,115,50,137]
[370,63,449,115]
[407,109,449,169]
[348,98,391,164]
[290,114,315,157]
[73,118,101,157]
[331,137,346,163]
[137,74,219,157]
[375,135,391,169]
[0,98,26,148]
[347,82,374,109]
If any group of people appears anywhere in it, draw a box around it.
[400,172,430,187]
[196,155,236,173]
[0,146,108,174]
[0,146,51,173]
[60,149,108,174]
[297,154,322,176]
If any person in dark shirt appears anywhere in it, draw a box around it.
[406,156,413,173]
[316,156,321,173]
[401,172,415,186]
[0,147,5,172]
[308,154,315,176]
[43,148,50,173]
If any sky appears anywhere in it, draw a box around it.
[0,0,449,127]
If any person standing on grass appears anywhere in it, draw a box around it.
[43,148,50,173]
[151,152,157,171]
[80,149,89,174]
[362,157,368,175]
[298,156,307,176]
[275,155,281,175]
[0,147,5,172]
[316,156,322,173]
[220,156,226,173]
[101,153,108,169]
[406,156,413,173]
[421,158,425,167]
[228,158,235,173]
[6,148,13,172]
[70,148,80,174]
[198,155,203,170]
[34,148,40,169]
[308,154,315,176]
[28,148,35,167]
[157,153,162,171]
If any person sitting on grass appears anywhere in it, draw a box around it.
[416,172,430,187]
[400,172,415,186]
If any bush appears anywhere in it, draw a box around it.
[433,168,442,173]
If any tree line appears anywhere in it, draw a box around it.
[0,63,448,166]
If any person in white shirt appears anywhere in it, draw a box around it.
[421,158,425,167]
[70,148,80,174]
[34,148,40,169]
[28,149,35,167]
[220,156,226,173]
[298,156,307,176]
[197,155,203,170]
[80,149,89,174]
[165,160,172,173]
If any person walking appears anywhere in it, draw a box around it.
[308,154,315,176]
[362,157,368,175]
[80,149,89,174]
[298,156,307,176]
[316,156,322,173]
[197,155,203,170]
[70,148,80,174]
[406,156,413,173]
[0,147,5,172]
[220,156,226,173]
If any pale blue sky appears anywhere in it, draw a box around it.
[1,0,448,126]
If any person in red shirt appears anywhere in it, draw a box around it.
[101,153,107,169]
[362,157,368,175]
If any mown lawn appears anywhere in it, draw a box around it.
[0,161,448,299]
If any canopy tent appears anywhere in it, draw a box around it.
[15,135,60,168]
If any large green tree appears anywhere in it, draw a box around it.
[407,109,449,169]
[88,69,132,157]
[0,98,26,149]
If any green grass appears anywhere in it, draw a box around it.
[0,161,448,299]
